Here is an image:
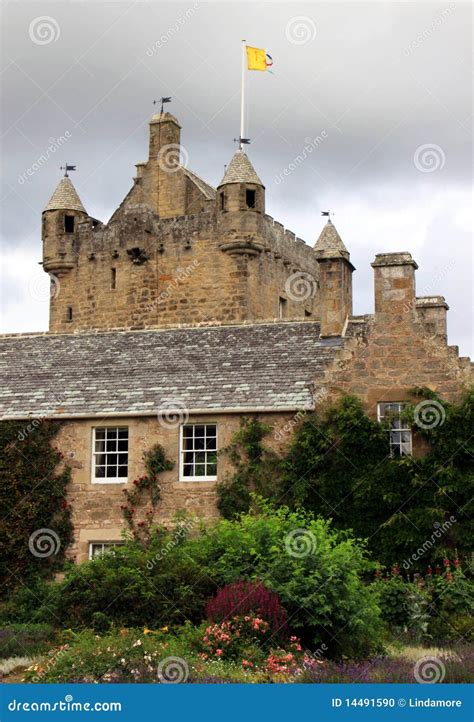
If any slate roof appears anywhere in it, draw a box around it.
[0,322,343,420]
[314,220,349,257]
[182,167,217,200]
[219,151,263,187]
[44,177,86,213]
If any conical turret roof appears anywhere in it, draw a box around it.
[218,150,263,187]
[314,220,349,257]
[44,177,86,213]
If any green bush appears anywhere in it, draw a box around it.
[32,505,382,659]
[45,538,215,630]
[190,501,383,659]
[0,623,55,659]
[373,570,474,643]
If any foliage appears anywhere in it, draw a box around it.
[0,420,73,596]
[373,563,474,644]
[121,444,174,546]
[0,623,55,659]
[206,581,288,638]
[216,417,281,519]
[24,505,382,659]
[280,391,474,567]
[193,500,383,658]
[40,529,215,630]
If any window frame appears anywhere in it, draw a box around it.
[377,402,412,457]
[179,423,218,482]
[91,426,129,484]
[89,541,123,560]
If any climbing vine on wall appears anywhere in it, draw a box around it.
[0,420,73,597]
[217,391,474,568]
[216,416,282,519]
[121,444,174,547]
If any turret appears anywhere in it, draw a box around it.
[42,175,88,276]
[314,220,354,336]
[216,150,266,255]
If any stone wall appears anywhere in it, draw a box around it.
[56,411,294,563]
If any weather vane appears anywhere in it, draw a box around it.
[153,96,172,114]
[60,163,76,178]
[321,210,334,220]
[234,136,251,149]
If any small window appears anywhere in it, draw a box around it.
[180,424,217,481]
[111,268,117,289]
[304,310,312,318]
[377,403,412,457]
[64,215,75,233]
[92,427,128,483]
[89,542,123,560]
[67,306,73,322]
[279,297,287,319]
[219,191,226,211]
[246,189,256,208]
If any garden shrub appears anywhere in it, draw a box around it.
[192,501,383,658]
[373,564,474,643]
[206,581,288,638]
[32,505,382,659]
[0,623,55,659]
[45,537,215,630]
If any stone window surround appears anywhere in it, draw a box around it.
[179,423,218,482]
[377,401,413,457]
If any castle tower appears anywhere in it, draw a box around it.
[314,220,354,336]
[216,150,266,254]
[42,176,88,276]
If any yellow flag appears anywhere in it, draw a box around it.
[246,46,268,71]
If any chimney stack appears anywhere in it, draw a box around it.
[415,296,449,341]
[371,252,417,314]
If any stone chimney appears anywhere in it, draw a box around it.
[415,296,449,341]
[371,252,418,314]
[146,112,186,218]
[314,220,355,336]
[148,111,181,162]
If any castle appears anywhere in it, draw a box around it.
[1,111,471,562]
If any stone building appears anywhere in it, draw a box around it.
[1,111,471,562]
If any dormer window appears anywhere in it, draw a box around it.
[246,189,256,209]
[64,215,75,233]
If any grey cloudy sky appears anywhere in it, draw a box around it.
[1,0,472,356]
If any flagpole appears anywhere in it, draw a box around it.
[240,39,246,151]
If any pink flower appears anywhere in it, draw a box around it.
[215,649,223,657]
